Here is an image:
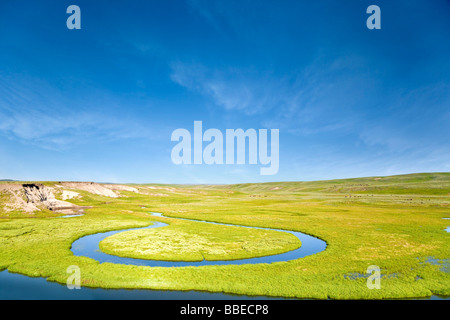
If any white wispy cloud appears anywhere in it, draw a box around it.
[169,57,367,135]
[0,74,156,150]
[170,62,302,116]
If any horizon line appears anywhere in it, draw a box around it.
[1,171,449,186]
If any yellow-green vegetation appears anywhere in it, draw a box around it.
[99,219,301,261]
[0,172,449,299]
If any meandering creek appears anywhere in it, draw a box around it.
[1,213,448,299]
[1,212,326,299]
[71,212,327,267]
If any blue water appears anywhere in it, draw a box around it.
[0,270,287,300]
[1,212,326,300]
[1,269,447,300]
[71,212,327,267]
[1,213,448,299]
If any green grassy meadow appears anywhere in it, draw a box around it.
[99,218,301,262]
[0,173,449,299]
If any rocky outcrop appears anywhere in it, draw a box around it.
[1,181,139,215]
[22,184,83,214]
[23,184,54,203]
[0,184,38,213]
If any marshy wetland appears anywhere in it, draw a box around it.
[0,173,449,299]
[73,212,326,267]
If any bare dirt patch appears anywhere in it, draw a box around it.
[104,184,139,193]
[59,182,119,198]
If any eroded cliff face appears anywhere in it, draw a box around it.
[0,184,38,213]
[23,184,53,203]
[22,183,83,213]
[0,182,140,215]
[22,184,77,212]
[0,183,84,215]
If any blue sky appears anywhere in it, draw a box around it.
[0,0,449,183]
